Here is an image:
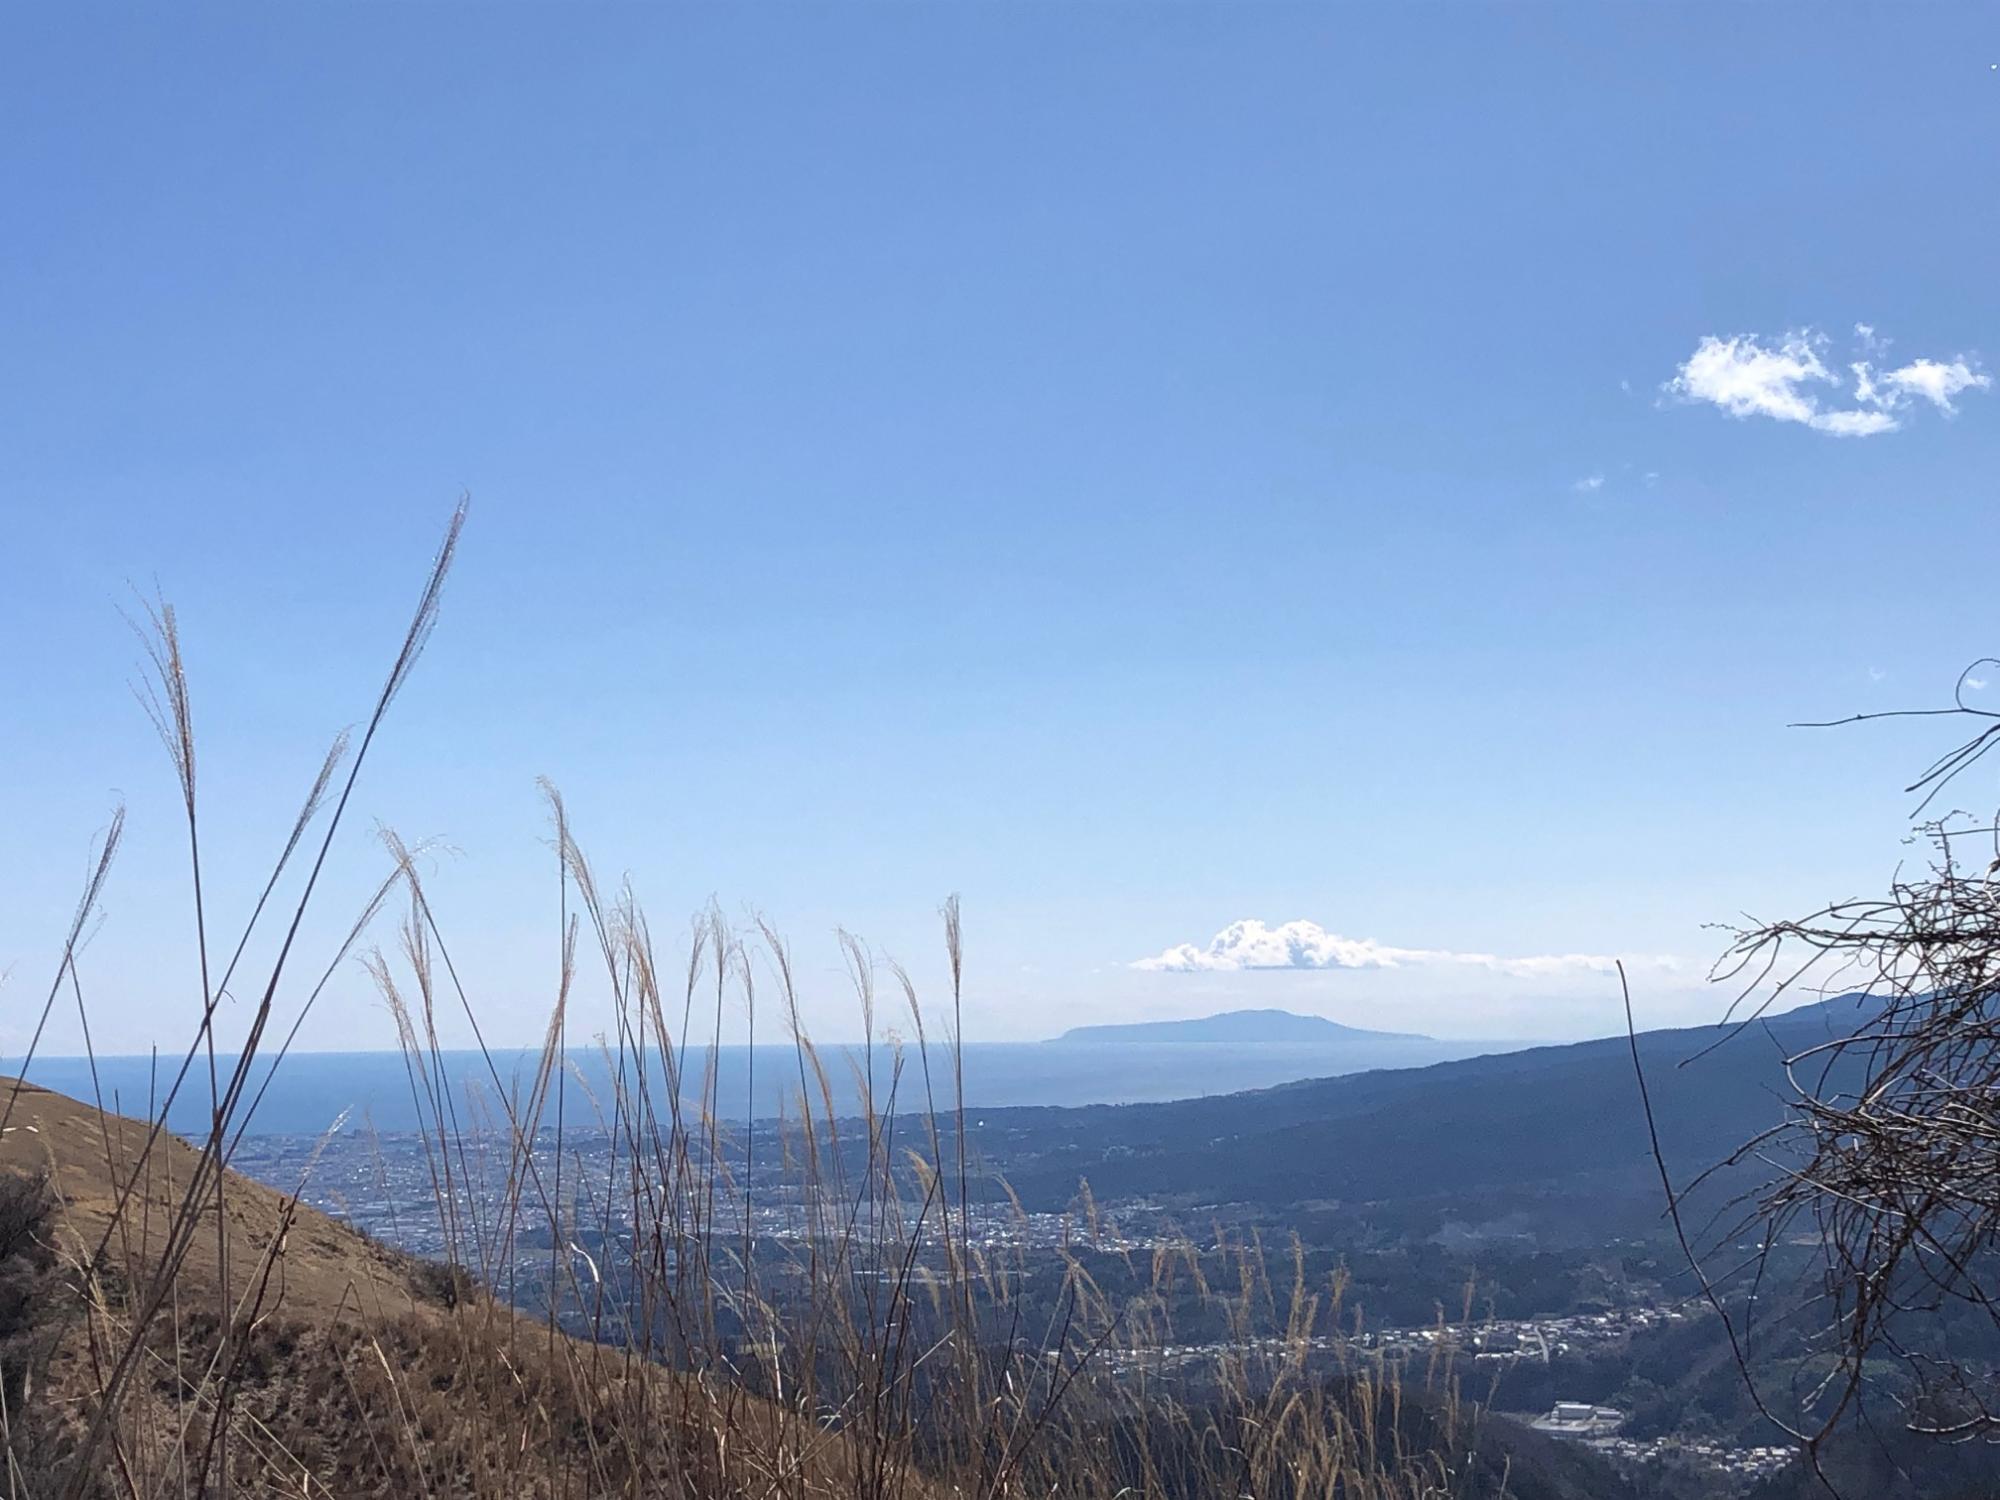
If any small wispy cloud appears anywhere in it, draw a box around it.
[1966,677,1989,692]
[1573,472,1605,493]
[1133,919,1673,980]
[1664,327,1988,437]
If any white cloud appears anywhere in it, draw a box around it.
[1667,332,1831,426]
[1133,919,1671,980]
[1811,407,1899,437]
[1880,357,1990,412]
[1665,327,1988,437]
[1966,677,1988,692]
[1573,472,1605,493]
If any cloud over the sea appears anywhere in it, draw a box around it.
[1664,326,1987,437]
[1133,919,1672,979]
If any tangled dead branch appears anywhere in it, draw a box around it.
[1702,665,2000,1449]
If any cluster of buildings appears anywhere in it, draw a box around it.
[1456,1303,1693,1362]
[229,1127,1167,1264]
[1088,1302,1696,1382]
[1348,1302,1695,1365]
[1590,1432,1796,1486]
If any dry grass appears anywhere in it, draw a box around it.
[2,506,1493,1500]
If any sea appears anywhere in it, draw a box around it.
[13,1035,1501,1138]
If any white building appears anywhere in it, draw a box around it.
[1530,1402,1624,1439]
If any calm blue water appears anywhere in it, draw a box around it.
[12,1036,1501,1137]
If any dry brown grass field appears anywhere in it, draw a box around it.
[0,1077,964,1498]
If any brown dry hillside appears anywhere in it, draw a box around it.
[0,1077,938,1500]
[0,1077,430,1322]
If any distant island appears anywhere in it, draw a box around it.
[1050,1008,1430,1045]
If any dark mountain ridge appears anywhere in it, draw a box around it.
[973,996,1871,1229]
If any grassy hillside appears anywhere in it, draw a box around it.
[0,1077,930,1498]
[0,1072,1643,1500]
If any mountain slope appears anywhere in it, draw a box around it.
[976,998,1865,1226]
[0,1076,432,1319]
[0,1077,928,1499]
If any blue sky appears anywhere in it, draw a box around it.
[5,6,1998,1054]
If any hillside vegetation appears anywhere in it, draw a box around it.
[0,1078,921,1498]
[0,1053,1641,1500]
